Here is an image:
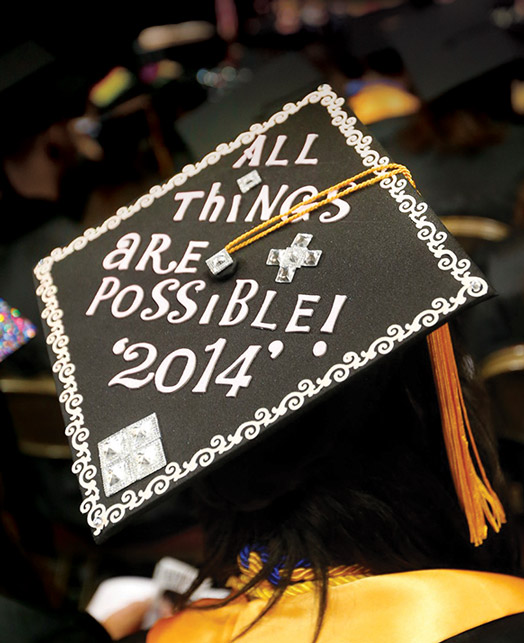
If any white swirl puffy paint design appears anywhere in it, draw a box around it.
[34,84,488,536]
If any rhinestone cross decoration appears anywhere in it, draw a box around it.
[267,233,322,283]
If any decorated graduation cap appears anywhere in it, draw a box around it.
[35,84,505,544]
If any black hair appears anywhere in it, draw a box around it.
[179,331,520,642]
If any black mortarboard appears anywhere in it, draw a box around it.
[385,0,524,101]
[175,51,323,160]
[0,41,89,148]
[34,84,502,543]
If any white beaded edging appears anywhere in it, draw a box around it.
[34,84,488,537]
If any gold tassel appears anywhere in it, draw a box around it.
[426,323,506,546]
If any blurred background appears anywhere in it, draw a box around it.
[1,0,524,637]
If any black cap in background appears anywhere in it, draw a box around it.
[385,0,524,101]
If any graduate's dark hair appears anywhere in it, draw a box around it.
[180,328,520,642]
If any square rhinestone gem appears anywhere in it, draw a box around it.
[99,431,126,465]
[304,250,322,266]
[128,413,160,449]
[276,266,294,283]
[134,441,167,480]
[105,459,133,495]
[292,233,313,247]
[266,249,282,265]
[282,245,307,267]
[206,249,234,275]
[237,169,262,193]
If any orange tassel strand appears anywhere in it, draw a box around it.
[427,324,506,546]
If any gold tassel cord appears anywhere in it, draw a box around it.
[427,324,506,546]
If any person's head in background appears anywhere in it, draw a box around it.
[0,40,92,206]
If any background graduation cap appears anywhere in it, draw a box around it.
[0,40,90,151]
[175,51,324,161]
[35,84,503,543]
[384,0,524,102]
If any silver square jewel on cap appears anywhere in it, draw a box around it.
[206,248,234,276]
[134,441,166,479]
[98,413,166,497]
[237,169,262,193]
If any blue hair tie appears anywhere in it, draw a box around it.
[241,545,310,586]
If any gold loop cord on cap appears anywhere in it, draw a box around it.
[225,163,415,256]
